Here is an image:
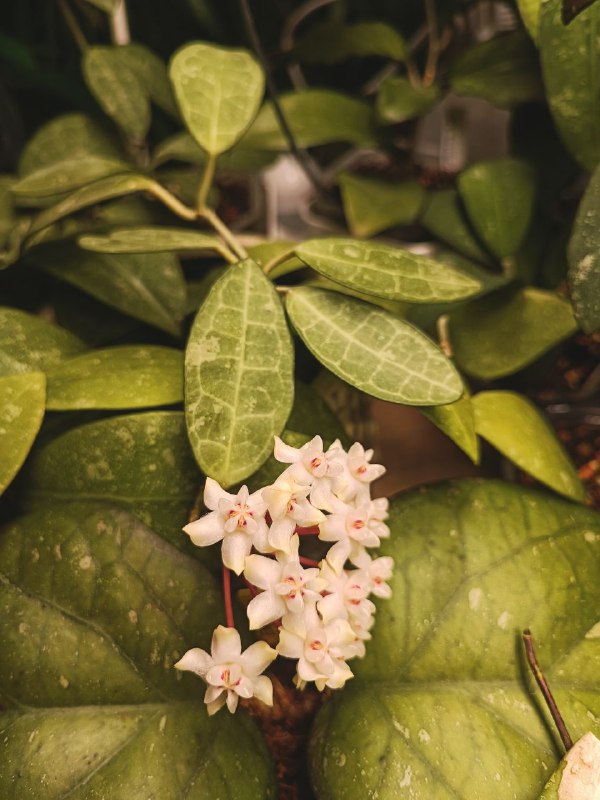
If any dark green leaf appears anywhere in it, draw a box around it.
[421,190,490,263]
[288,380,348,444]
[421,392,480,463]
[376,76,439,125]
[568,163,600,332]
[78,226,223,255]
[338,173,425,238]
[295,21,407,64]
[0,372,45,494]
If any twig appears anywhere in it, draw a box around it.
[196,153,217,213]
[223,566,235,628]
[437,314,453,358]
[522,630,573,751]
[423,0,440,87]
[200,207,248,261]
[56,0,88,53]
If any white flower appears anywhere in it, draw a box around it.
[330,441,385,503]
[262,473,324,553]
[318,495,390,573]
[183,479,270,574]
[317,562,376,626]
[244,537,326,629]
[274,435,343,484]
[351,552,394,598]
[174,626,277,715]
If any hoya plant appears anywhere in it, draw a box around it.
[0,0,599,797]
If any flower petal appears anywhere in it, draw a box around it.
[273,436,301,464]
[211,625,242,662]
[226,690,239,713]
[222,532,252,575]
[204,477,234,510]
[244,554,281,590]
[253,674,273,706]
[247,591,285,630]
[174,647,212,677]
[240,640,278,675]
[183,512,224,547]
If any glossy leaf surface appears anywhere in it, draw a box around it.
[568,163,600,332]
[376,76,439,124]
[0,372,45,494]
[295,21,407,64]
[78,227,222,255]
[338,174,425,238]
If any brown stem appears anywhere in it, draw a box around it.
[522,630,573,751]
[56,0,88,53]
[223,566,235,628]
[423,0,440,87]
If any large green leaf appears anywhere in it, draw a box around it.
[568,163,600,332]
[295,239,481,303]
[420,189,490,263]
[242,90,377,150]
[153,131,276,173]
[458,159,537,259]
[376,76,439,125]
[12,157,132,201]
[338,173,425,238]
[23,411,200,550]
[0,502,275,798]
[169,42,264,156]
[309,480,600,799]
[450,31,544,108]
[46,346,183,410]
[0,307,85,377]
[0,372,45,494]
[185,258,294,487]
[34,244,187,337]
[421,392,480,464]
[287,380,348,444]
[119,43,179,119]
[78,226,223,255]
[286,287,463,405]
[539,0,600,171]
[473,390,584,501]
[448,287,578,380]
[295,21,407,64]
[517,0,542,40]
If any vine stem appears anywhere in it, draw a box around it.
[423,0,440,87]
[263,248,296,276]
[299,556,320,567]
[196,153,217,213]
[200,207,248,261]
[223,566,235,628]
[522,630,573,751]
[56,0,88,53]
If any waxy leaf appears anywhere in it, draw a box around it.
[0,307,85,377]
[295,21,407,64]
[78,226,223,255]
[46,346,183,410]
[169,42,264,156]
[153,131,276,173]
[36,245,186,337]
[23,411,199,550]
[517,0,542,40]
[310,480,600,799]
[473,390,584,501]
[421,392,480,464]
[286,287,463,405]
[376,76,439,125]
[248,240,304,279]
[185,258,294,487]
[13,157,132,200]
[0,503,275,798]
[458,158,537,259]
[449,287,578,379]
[0,372,45,494]
[287,380,348,444]
[540,0,600,170]
[421,189,490,263]
[295,238,481,303]
[568,163,600,333]
[338,173,425,238]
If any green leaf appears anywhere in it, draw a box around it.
[286,287,463,405]
[309,480,600,799]
[78,226,223,255]
[242,90,377,150]
[473,390,584,500]
[0,502,276,798]
[185,259,294,487]
[295,238,482,303]
[247,240,305,279]
[420,189,491,263]
[169,42,264,156]
[450,31,544,108]
[245,430,312,492]
[517,0,542,40]
[23,412,200,550]
[458,158,537,259]
[288,380,348,444]
[12,157,132,200]
[376,76,439,125]
[0,307,86,377]
[338,173,425,238]
[0,372,45,494]
[46,346,183,410]
[448,287,578,380]
[34,244,186,337]
[540,0,600,170]
[538,732,600,799]
[153,131,276,173]
[421,392,480,463]
[295,21,407,64]
[307,276,410,316]
[118,43,179,119]
[568,163,600,333]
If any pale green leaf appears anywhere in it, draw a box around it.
[338,173,425,238]
[450,31,544,108]
[473,390,584,500]
[0,502,275,798]
[152,130,276,172]
[185,258,294,487]
[0,307,85,377]
[458,158,537,259]
[421,189,491,263]
[568,163,600,332]
[287,380,348,444]
[540,0,600,170]
[46,346,183,410]
[12,157,132,200]
[78,226,223,255]
[169,42,264,156]
[376,76,439,125]
[309,480,600,799]
[449,287,578,379]
[295,238,481,303]
[23,412,200,550]
[421,392,480,463]
[286,287,463,405]
[307,276,410,316]
[247,240,305,279]
[517,0,542,40]
[0,372,45,494]
[119,43,179,119]
[242,90,377,150]
[295,21,407,64]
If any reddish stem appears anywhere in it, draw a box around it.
[295,525,320,536]
[222,565,235,628]
[243,576,258,597]
[299,556,320,568]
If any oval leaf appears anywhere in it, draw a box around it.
[13,157,131,200]
[376,76,439,124]
[295,20,407,64]
[309,480,600,799]
[568,163,600,333]
[517,0,541,40]
[338,173,425,238]
[295,238,481,303]
[46,346,183,410]
[286,287,463,405]
[458,158,537,259]
[185,258,294,487]
[449,287,578,380]
[169,42,264,156]
[473,390,584,500]
[421,392,480,464]
[0,372,45,494]
[420,189,491,263]
[78,226,223,255]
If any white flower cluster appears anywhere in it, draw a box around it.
[174,435,393,715]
